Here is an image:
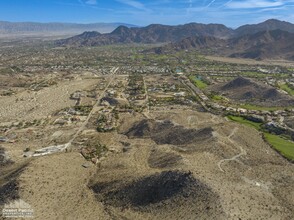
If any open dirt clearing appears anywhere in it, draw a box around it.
[0,78,100,123]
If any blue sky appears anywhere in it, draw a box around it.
[0,0,294,27]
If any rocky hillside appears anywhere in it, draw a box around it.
[151,36,226,54]
[229,30,294,60]
[234,19,294,37]
[210,77,294,107]
[147,36,226,54]
[151,29,294,60]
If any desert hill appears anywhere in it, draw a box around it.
[210,77,294,107]
[234,19,294,37]
[151,29,294,60]
[228,30,294,60]
[124,119,214,146]
[150,36,226,54]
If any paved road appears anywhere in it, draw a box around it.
[180,78,210,111]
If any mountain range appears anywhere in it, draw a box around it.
[56,23,234,46]
[55,19,294,60]
[154,29,294,60]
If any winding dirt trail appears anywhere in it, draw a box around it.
[217,127,247,172]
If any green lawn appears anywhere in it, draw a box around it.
[189,76,208,89]
[211,95,223,101]
[227,115,262,130]
[211,94,229,102]
[279,83,294,96]
[227,115,294,161]
[239,103,284,111]
[264,133,294,161]
[195,79,208,89]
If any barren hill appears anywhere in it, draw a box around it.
[210,77,294,107]
[235,19,294,37]
[124,119,214,146]
[149,36,226,54]
[229,30,294,60]
[150,29,294,61]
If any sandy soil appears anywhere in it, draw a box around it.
[18,152,111,220]
[0,78,100,123]
[1,78,294,220]
[0,109,288,220]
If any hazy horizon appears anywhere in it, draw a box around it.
[0,0,294,28]
[0,18,293,30]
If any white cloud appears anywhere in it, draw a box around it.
[116,0,146,10]
[226,0,283,9]
[206,0,217,7]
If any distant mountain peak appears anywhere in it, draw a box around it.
[79,31,101,38]
[235,19,294,37]
[111,25,131,35]
[263,18,288,24]
[222,77,253,90]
